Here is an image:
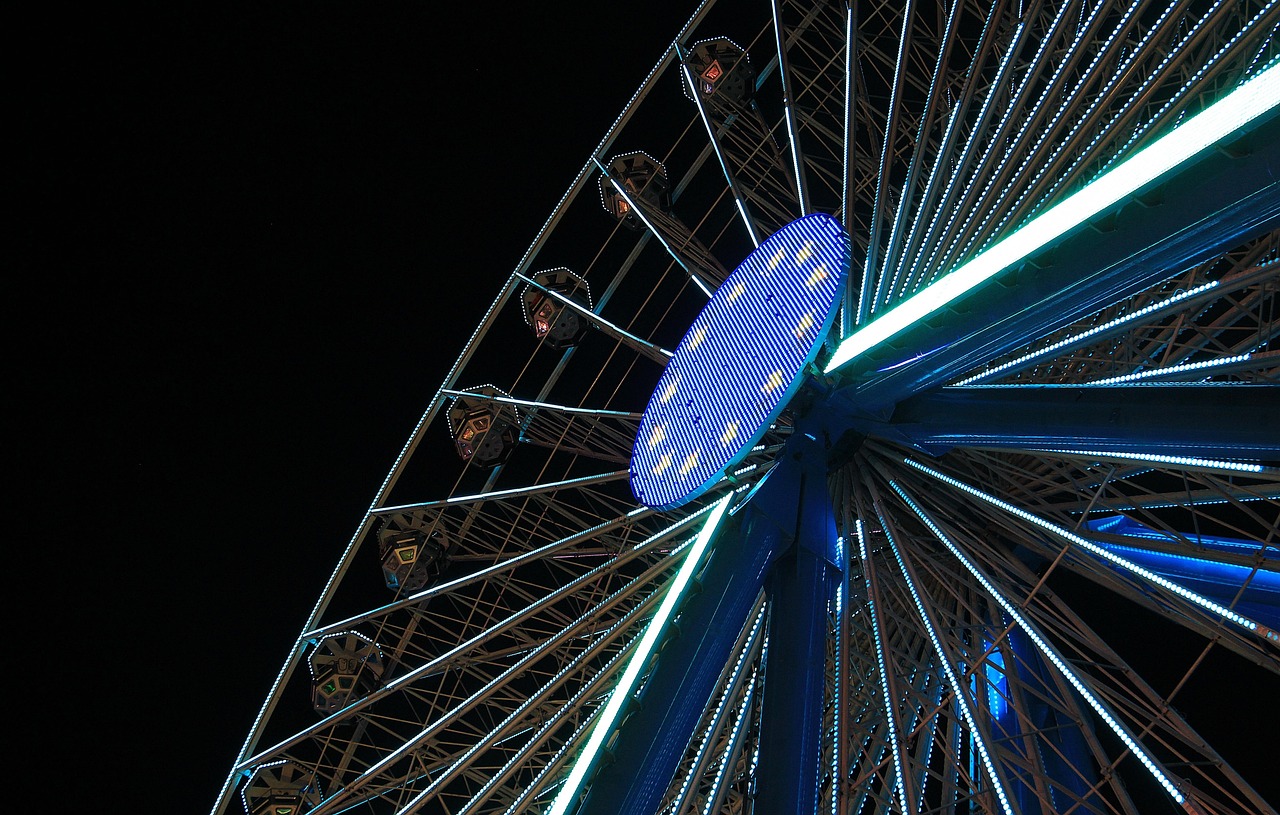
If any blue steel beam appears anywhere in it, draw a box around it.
[751,427,839,815]
[864,384,1280,461]
[827,110,1280,415]
[577,426,838,815]
[573,495,789,815]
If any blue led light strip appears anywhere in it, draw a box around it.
[901,458,1263,632]
[826,62,1280,374]
[546,494,733,815]
[889,480,1187,804]
[875,507,1017,815]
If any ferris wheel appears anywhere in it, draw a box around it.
[213,2,1280,814]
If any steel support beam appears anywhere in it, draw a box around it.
[752,454,838,815]
[865,384,1280,460]
[574,497,789,815]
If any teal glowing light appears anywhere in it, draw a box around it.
[630,213,850,509]
[826,62,1280,374]
[546,495,733,815]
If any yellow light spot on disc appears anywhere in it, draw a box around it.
[806,264,828,288]
[762,370,785,393]
[647,423,667,449]
[726,282,746,303]
[653,453,672,476]
[660,374,681,404]
[768,247,787,270]
[794,313,815,340]
[796,241,815,264]
[679,449,700,476]
[687,326,708,350]
[720,421,740,447]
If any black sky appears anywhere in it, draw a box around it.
[43,5,676,812]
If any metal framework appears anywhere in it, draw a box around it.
[213,2,1280,815]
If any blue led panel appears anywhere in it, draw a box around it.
[630,213,850,509]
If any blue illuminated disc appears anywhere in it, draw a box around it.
[630,213,851,509]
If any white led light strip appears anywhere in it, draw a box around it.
[670,601,765,810]
[600,169,713,298]
[701,665,759,814]
[856,525,908,809]
[826,62,1280,374]
[901,458,1261,631]
[890,480,1187,804]
[875,509,1017,815]
[953,280,1219,385]
[1036,448,1266,474]
[1084,352,1254,385]
[679,56,760,249]
[546,495,733,815]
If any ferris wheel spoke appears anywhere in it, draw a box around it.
[300,535,701,814]
[970,0,1280,273]
[512,273,677,363]
[934,0,1187,275]
[675,34,762,244]
[879,0,1034,310]
[890,477,1201,809]
[882,468,1279,813]
[825,77,1280,402]
[896,453,1280,659]
[658,597,765,814]
[240,524,689,777]
[303,504,684,649]
[769,0,812,214]
[956,244,1280,386]
[852,509,918,809]
[874,0,976,302]
[870,495,1020,815]
[389,585,684,815]
[569,496,792,815]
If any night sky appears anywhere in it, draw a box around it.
[37,4,1276,813]
[45,5,674,811]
